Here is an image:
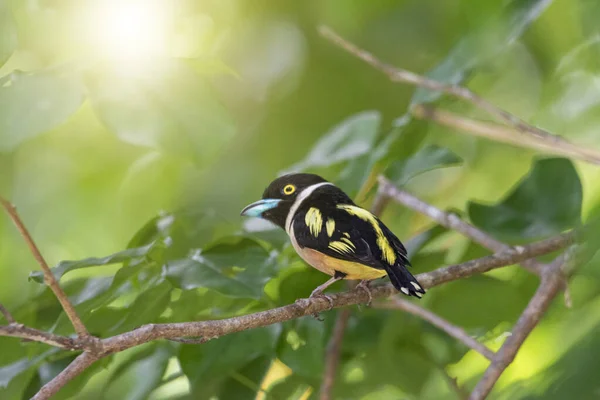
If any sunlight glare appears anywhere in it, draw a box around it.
[84,0,171,63]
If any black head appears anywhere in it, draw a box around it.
[241,173,328,229]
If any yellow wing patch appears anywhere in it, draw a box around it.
[329,240,354,254]
[340,237,355,248]
[337,204,397,265]
[326,218,335,237]
[305,207,323,237]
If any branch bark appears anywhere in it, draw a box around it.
[412,105,600,166]
[32,352,98,400]
[5,228,571,398]
[0,303,15,324]
[318,25,600,166]
[375,298,495,360]
[377,176,545,274]
[99,232,574,348]
[469,254,571,399]
[0,324,81,350]
[0,197,89,338]
[0,193,576,398]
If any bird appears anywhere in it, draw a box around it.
[241,173,425,306]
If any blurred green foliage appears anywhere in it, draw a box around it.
[1,0,600,399]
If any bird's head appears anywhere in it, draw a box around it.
[241,173,329,229]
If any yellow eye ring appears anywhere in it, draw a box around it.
[283,184,296,195]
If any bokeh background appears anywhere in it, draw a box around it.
[1,0,600,399]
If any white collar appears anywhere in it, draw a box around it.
[285,182,333,234]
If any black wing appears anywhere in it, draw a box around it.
[291,206,387,270]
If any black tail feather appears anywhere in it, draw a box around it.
[384,263,425,298]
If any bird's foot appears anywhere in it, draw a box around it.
[309,290,335,310]
[308,290,334,320]
[356,280,373,307]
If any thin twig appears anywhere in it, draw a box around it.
[0,197,90,338]
[377,176,545,274]
[0,324,81,350]
[0,303,15,324]
[321,308,351,400]
[376,298,494,360]
[469,255,570,400]
[32,352,98,400]
[412,105,600,165]
[318,25,600,166]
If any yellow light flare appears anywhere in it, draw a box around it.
[82,0,172,65]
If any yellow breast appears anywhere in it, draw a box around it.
[294,245,386,281]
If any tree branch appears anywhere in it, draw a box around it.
[412,105,600,165]
[375,298,495,360]
[0,303,15,324]
[318,25,600,166]
[0,324,81,350]
[168,337,210,344]
[0,197,90,338]
[469,254,571,399]
[320,308,351,400]
[377,176,545,274]
[32,352,98,400]
[20,230,572,398]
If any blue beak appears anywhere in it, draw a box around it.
[240,198,282,217]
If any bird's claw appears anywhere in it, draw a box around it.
[309,291,335,310]
[308,291,334,320]
[356,280,373,307]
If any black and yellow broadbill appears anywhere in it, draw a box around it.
[241,173,425,303]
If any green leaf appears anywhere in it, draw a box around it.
[0,68,85,152]
[277,267,340,306]
[0,3,17,67]
[107,345,173,400]
[116,281,173,333]
[165,237,278,299]
[179,325,281,397]
[278,317,326,380]
[268,374,312,400]
[579,206,600,265]
[468,158,583,240]
[337,115,428,199]
[36,356,112,400]
[29,243,155,284]
[218,356,272,400]
[404,225,448,258]
[86,59,236,165]
[412,0,552,105]
[0,350,56,389]
[386,145,462,186]
[428,274,530,330]
[22,353,79,398]
[284,111,381,172]
[168,289,237,321]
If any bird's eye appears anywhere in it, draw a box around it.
[283,184,296,195]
